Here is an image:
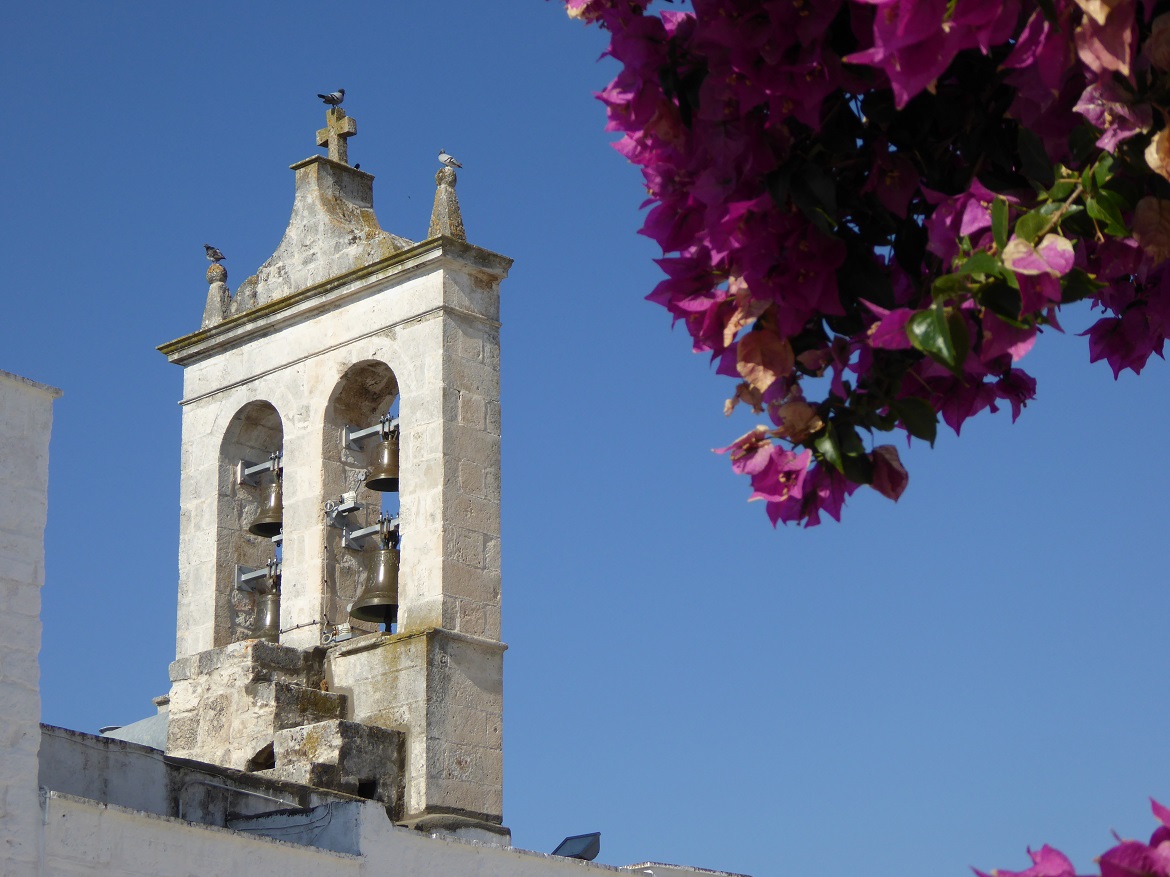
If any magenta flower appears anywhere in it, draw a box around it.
[845,0,958,108]
[864,303,916,350]
[1073,79,1151,152]
[871,445,909,500]
[1003,234,1076,314]
[924,181,1005,265]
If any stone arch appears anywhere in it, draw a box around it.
[322,360,401,634]
[216,400,284,646]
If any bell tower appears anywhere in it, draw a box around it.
[159,106,510,838]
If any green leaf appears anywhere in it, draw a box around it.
[946,310,970,372]
[841,452,875,485]
[979,280,1025,325]
[907,306,966,375]
[1047,177,1078,201]
[1093,153,1115,189]
[892,397,938,446]
[992,197,1009,252]
[1014,207,1050,243]
[1086,195,1127,236]
[813,425,844,474]
[958,251,1005,277]
[1060,268,1105,304]
[931,272,970,301]
[1035,0,1058,23]
[837,425,867,458]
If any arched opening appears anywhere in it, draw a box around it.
[216,400,284,647]
[322,361,400,636]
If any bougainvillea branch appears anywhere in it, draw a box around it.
[560,0,1170,526]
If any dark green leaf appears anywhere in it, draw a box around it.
[841,452,875,485]
[1018,128,1056,189]
[766,166,793,208]
[979,280,1024,324]
[837,425,867,458]
[931,272,970,300]
[1035,0,1058,23]
[946,310,969,370]
[1069,125,1099,165]
[813,425,844,474]
[907,306,965,374]
[992,197,1009,251]
[1060,268,1105,304]
[893,397,938,446]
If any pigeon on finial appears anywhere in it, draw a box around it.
[204,244,226,263]
[318,89,345,107]
[438,149,462,169]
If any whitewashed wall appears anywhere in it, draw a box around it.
[0,370,61,877]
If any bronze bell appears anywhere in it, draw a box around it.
[350,540,399,626]
[255,590,280,643]
[364,430,400,493]
[249,473,283,538]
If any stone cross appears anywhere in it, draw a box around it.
[317,107,357,165]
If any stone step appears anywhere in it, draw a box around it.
[268,720,405,816]
[255,681,347,729]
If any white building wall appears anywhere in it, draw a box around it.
[0,369,61,877]
[41,792,720,877]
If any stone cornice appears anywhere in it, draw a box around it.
[159,236,512,366]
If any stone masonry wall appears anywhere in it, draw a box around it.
[0,369,61,877]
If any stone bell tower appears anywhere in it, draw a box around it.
[158,105,510,838]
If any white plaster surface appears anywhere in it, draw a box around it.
[39,791,748,877]
[0,370,60,877]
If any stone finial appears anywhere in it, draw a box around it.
[317,107,357,165]
[203,262,230,329]
[427,167,466,241]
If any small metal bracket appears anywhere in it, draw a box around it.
[236,452,283,486]
[321,623,356,645]
[235,560,281,593]
[343,415,399,451]
[342,513,400,550]
[324,491,362,528]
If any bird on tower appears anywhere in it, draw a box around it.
[318,89,345,106]
[204,244,225,263]
[438,149,462,169]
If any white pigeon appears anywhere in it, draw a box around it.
[318,89,345,106]
[438,149,462,169]
[204,244,225,263]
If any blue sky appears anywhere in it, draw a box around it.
[4,3,1170,877]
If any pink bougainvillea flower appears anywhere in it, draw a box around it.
[981,311,1038,363]
[871,445,909,500]
[1004,234,1076,314]
[1075,0,1136,78]
[1099,840,1170,877]
[1003,234,1076,276]
[982,845,1078,877]
[715,426,774,476]
[1073,79,1151,151]
[748,445,812,504]
[844,0,958,108]
[864,303,916,350]
[861,149,920,218]
[924,181,1005,264]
